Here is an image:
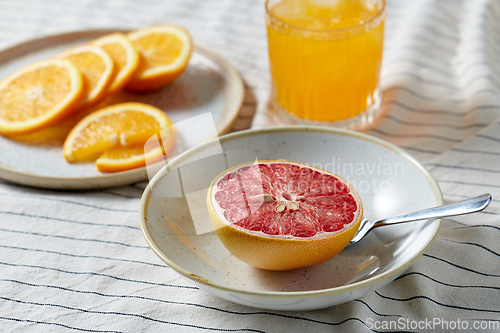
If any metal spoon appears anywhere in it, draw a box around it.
[349,193,492,245]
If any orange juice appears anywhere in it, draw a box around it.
[266,0,385,125]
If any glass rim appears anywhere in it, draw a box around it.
[265,0,386,34]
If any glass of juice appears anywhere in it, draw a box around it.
[266,0,385,129]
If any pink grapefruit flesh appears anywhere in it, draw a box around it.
[207,160,363,271]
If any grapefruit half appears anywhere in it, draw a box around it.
[207,160,363,271]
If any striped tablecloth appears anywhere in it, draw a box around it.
[1,0,500,332]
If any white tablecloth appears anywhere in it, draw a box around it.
[1,0,500,332]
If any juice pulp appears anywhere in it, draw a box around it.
[267,0,385,123]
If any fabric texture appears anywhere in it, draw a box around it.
[0,0,499,332]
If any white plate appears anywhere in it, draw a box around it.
[140,126,443,311]
[0,29,244,189]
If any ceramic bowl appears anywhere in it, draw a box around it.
[139,126,442,311]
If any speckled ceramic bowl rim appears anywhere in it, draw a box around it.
[139,126,443,298]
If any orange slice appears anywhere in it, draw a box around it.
[6,118,79,146]
[0,59,84,135]
[63,102,174,165]
[91,33,140,96]
[125,24,193,92]
[95,140,170,173]
[6,107,95,146]
[56,45,115,109]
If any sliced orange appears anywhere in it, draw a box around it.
[91,33,140,96]
[96,142,164,173]
[6,117,79,146]
[95,122,176,172]
[0,59,84,135]
[63,102,175,167]
[56,45,115,109]
[6,106,95,146]
[125,24,193,92]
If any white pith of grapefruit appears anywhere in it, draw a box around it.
[207,160,363,271]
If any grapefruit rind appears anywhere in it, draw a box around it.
[207,160,363,271]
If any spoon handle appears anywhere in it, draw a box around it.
[372,193,492,229]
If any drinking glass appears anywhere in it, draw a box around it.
[266,0,385,129]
